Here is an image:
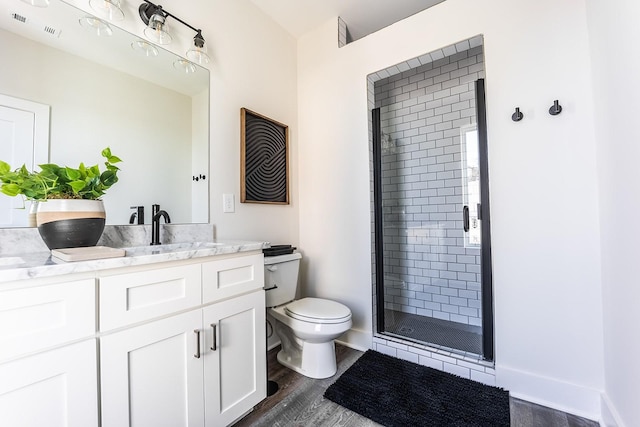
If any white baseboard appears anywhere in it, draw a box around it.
[496,364,601,422]
[268,327,371,353]
[335,328,372,352]
[600,393,624,427]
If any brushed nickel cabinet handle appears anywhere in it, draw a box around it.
[210,323,217,351]
[194,329,201,358]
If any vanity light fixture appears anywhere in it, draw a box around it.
[79,16,113,37]
[173,59,197,74]
[139,1,211,63]
[186,30,210,65]
[20,0,50,7]
[141,4,172,45]
[131,39,159,57]
[89,0,124,21]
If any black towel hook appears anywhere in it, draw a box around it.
[512,107,524,122]
[549,100,562,116]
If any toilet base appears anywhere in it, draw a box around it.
[277,340,338,379]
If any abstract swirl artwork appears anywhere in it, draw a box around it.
[240,108,289,204]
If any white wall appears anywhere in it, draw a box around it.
[198,0,299,246]
[586,0,640,426]
[298,0,604,419]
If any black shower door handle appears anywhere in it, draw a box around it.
[463,205,470,232]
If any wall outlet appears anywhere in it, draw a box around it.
[222,193,235,213]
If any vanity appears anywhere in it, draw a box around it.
[0,240,268,427]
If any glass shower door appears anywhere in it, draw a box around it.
[373,76,493,359]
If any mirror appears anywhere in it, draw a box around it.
[0,0,209,227]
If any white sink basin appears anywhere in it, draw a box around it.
[124,242,223,256]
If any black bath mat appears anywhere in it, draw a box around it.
[324,350,509,427]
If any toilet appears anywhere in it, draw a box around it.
[264,252,352,379]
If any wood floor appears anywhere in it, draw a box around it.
[234,345,599,427]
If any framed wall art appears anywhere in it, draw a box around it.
[240,108,289,204]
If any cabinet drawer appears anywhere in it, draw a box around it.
[0,279,96,362]
[202,253,264,303]
[100,264,201,331]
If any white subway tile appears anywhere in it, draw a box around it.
[431,352,457,364]
[442,77,461,89]
[397,349,420,363]
[419,355,443,370]
[444,363,471,378]
[406,58,422,69]
[417,78,435,90]
[449,68,469,79]
[468,62,484,74]
[449,314,469,324]
[470,370,496,386]
[376,344,398,357]
[433,88,452,99]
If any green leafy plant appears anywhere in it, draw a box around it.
[0,148,122,201]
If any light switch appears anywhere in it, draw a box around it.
[223,193,235,213]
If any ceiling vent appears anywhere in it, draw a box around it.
[10,12,27,24]
[9,11,62,37]
[43,25,58,36]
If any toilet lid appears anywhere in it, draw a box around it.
[285,297,352,324]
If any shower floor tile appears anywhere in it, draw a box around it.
[384,309,482,355]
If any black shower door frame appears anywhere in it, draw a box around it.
[373,79,494,361]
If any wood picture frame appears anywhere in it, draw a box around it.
[240,108,290,204]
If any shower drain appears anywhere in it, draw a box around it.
[398,326,414,334]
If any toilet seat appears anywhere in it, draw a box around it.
[285,297,351,324]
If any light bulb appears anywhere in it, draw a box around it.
[144,13,172,45]
[186,44,210,65]
[186,31,211,65]
[89,0,124,21]
[131,40,159,57]
[173,59,197,74]
[79,16,113,37]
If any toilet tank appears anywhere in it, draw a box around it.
[264,252,302,307]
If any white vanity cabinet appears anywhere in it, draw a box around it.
[0,277,99,427]
[99,252,266,427]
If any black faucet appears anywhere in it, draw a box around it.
[129,206,145,225]
[151,204,171,245]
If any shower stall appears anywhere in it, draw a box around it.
[370,38,494,360]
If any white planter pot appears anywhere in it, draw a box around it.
[36,199,106,250]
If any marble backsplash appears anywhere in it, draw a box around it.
[0,224,214,256]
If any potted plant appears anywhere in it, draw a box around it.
[0,148,122,250]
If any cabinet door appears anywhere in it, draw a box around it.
[100,310,205,427]
[203,290,266,427]
[0,339,98,427]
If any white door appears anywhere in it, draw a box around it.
[100,310,205,427]
[0,94,49,227]
[0,339,99,427]
[203,290,266,427]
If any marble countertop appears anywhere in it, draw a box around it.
[0,240,269,284]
